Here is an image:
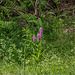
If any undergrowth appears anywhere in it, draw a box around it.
[0,0,75,75]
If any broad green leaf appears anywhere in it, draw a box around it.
[47,12,55,15]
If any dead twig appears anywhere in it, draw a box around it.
[0,0,3,5]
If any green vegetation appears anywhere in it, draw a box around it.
[0,0,75,75]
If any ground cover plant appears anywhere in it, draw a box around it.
[0,0,75,75]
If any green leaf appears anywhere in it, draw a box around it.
[18,11,29,19]
[38,50,41,58]
[31,54,37,60]
[47,11,55,15]
[0,20,5,25]
[29,20,38,25]
[38,18,42,26]
[53,0,58,3]
[72,22,75,24]
[65,10,69,13]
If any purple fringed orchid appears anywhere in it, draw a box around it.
[40,27,43,37]
[33,35,36,42]
[37,33,41,42]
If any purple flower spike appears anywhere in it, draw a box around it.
[33,35,36,42]
[40,27,43,37]
[37,33,41,42]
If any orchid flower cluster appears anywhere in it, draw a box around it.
[33,27,43,42]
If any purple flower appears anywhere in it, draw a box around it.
[40,27,43,37]
[37,33,41,42]
[33,35,36,42]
